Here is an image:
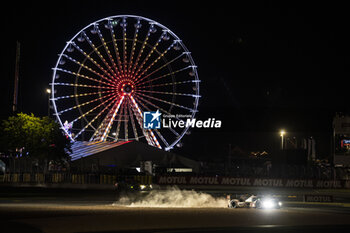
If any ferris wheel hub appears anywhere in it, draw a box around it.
[122,84,133,94]
[118,80,135,96]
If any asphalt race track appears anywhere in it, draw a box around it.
[1,187,350,233]
[1,203,350,233]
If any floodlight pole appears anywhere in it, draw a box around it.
[12,41,20,113]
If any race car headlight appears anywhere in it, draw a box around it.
[262,199,275,209]
[278,201,282,206]
[140,185,146,190]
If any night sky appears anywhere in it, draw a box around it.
[2,1,350,160]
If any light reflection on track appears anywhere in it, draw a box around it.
[1,202,350,233]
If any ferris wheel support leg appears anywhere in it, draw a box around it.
[129,96,161,149]
[90,96,124,142]
[132,95,170,148]
[126,98,139,141]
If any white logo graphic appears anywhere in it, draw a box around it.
[143,110,162,129]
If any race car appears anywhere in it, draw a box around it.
[227,194,282,209]
[115,180,154,192]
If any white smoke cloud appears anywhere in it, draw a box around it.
[113,187,227,208]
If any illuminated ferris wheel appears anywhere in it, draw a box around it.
[50,15,200,151]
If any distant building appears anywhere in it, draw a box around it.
[333,113,350,166]
[69,141,200,174]
[284,136,316,161]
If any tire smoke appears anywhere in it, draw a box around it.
[114,187,227,208]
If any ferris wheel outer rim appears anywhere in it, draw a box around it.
[51,14,200,150]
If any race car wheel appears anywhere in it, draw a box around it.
[230,200,237,208]
[255,200,261,209]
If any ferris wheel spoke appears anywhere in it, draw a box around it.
[136,92,196,112]
[95,24,122,77]
[152,128,169,148]
[113,101,124,141]
[120,18,128,74]
[168,125,180,137]
[129,96,162,149]
[138,89,200,98]
[123,100,129,141]
[82,31,118,79]
[133,94,183,138]
[134,52,185,84]
[132,31,166,78]
[54,89,113,100]
[60,53,115,86]
[90,95,125,141]
[130,24,153,76]
[138,95,185,142]
[70,42,117,83]
[73,95,119,140]
[137,79,197,89]
[133,94,173,119]
[127,19,141,74]
[99,96,125,142]
[134,40,177,82]
[57,91,116,115]
[130,94,182,140]
[53,82,115,90]
[69,93,120,125]
[136,65,192,86]
[55,67,116,88]
[109,26,124,75]
[136,94,182,138]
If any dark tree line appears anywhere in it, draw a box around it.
[0,113,71,172]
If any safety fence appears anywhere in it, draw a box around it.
[0,173,153,185]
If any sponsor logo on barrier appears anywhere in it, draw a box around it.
[304,195,333,202]
[157,176,349,189]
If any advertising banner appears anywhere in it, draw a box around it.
[304,195,333,202]
[157,176,350,189]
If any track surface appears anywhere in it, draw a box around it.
[1,187,350,233]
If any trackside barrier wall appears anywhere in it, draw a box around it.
[156,175,350,189]
[0,173,152,186]
[134,175,152,185]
